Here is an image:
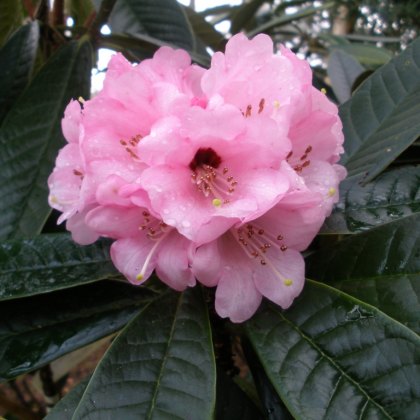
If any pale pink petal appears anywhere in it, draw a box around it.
[111,236,156,284]
[85,206,144,239]
[253,248,305,309]
[66,207,99,245]
[61,100,82,144]
[155,231,196,291]
[191,241,222,287]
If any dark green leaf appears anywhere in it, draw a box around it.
[216,369,263,420]
[308,214,420,332]
[245,281,420,419]
[322,166,420,234]
[0,40,92,240]
[327,49,364,103]
[46,376,90,420]
[0,0,23,47]
[332,44,393,68]
[183,6,226,52]
[242,340,292,420]
[72,287,216,419]
[340,37,420,182]
[0,233,118,301]
[248,1,335,37]
[0,281,155,381]
[96,0,195,51]
[231,0,266,35]
[0,21,39,123]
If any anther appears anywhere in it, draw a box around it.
[245,105,252,117]
[328,187,336,197]
[283,279,293,286]
[305,146,312,154]
[280,245,288,251]
[286,151,293,160]
[277,235,283,241]
[73,169,83,176]
[258,98,265,114]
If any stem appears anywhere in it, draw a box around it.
[52,0,64,26]
[89,0,118,45]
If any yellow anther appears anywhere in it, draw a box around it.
[78,96,85,103]
[273,99,280,109]
[283,279,293,286]
[49,195,58,204]
[212,198,222,207]
[321,88,327,95]
[136,273,144,282]
[328,187,336,197]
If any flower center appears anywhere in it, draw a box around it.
[189,148,237,206]
[232,224,293,286]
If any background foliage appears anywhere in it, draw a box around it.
[0,0,419,418]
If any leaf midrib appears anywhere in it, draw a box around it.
[145,293,183,419]
[269,305,394,419]
[3,41,85,239]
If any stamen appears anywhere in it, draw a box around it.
[258,98,265,114]
[245,105,252,118]
[135,216,171,283]
[231,228,293,286]
[328,187,336,197]
[321,88,327,94]
[273,100,280,109]
[212,198,222,207]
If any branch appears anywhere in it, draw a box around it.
[89,0,118,44]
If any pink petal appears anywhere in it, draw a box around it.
[66,207,99,245]
[253,248,305,309]
[85,205,144,239]
[155,231,196,291]
[61,100,82,144]
[192,241,222,287]
[110,236,157,284]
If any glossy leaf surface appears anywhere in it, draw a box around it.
[0,234,118,301]
[340,37,420,182]
[322,166,420,233]
[73,287,216,419]
[245,281,420,419]
[308,214,420,332]
[46,377,90,420]
[0,40,92,240]
[99,0,195,51]
[327,49,364,103]
[0,281,155,381]
[0,21,39,123]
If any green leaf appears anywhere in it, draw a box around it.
[0,21,39,124]
[339,37,420,183]
[308,214,420,332]
[332,44,393,68]
[231,0,266,35]
[242,340,292,420]
[0,40,92,240]
[248,1,335,37]
[0,233,118,301]
[0,281,155,381]
[72,287,216,419]
[327,49,364,103]
[216,369,263,420]
[322,166,420,234]
[245,281,420,419]
[183,6,226,53]
[96,0,195,51]
[46,376,90,420]
[0,0,23,47]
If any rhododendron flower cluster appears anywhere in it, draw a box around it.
[48,34,345,322]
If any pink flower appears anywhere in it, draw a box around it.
[48,33,345,322]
